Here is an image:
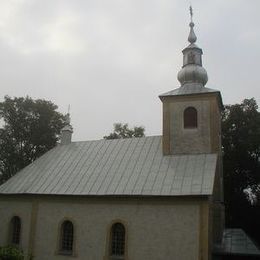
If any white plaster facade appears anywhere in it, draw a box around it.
[0,196,205,260]
[0,200,32,255]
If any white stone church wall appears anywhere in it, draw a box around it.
[0,199,32,256]
[0,198,200,260]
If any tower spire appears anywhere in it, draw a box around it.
[189,5,193,22]
[60,112,73,145]
[188,6,197,44]
[177,7,208,87]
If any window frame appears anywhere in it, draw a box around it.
[10,216,21,246]
[105,220,128,260]
[109,222,126,260]
[58,220,74,256]
[183,106,198,129]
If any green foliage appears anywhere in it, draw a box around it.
[222,98,260,203]
[0,246,24,260]
[0,96,65,184]
[222,98,260,242]
[104,123,145,139]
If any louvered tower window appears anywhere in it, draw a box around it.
[110,223,125,259]
[60,221,74,254]
[184,107,198,128]
[10,216,21,245]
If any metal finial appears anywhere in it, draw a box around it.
[64,105,71,125]
[189,5,193,22]
[188,5,197,44]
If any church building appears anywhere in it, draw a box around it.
[0,10,259,260]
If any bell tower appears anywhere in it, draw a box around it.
[159,7,223,156]
[159,7,225,244]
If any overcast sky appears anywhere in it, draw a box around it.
[0,0,259,141]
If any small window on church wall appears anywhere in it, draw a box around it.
[60,220,74,255]
[10,216,21,245]
[184,107,198,128]
[110,223,125,259]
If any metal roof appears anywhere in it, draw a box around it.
[159,84,224,109]
[159,83,219,97]
[0,136,217,197]
[214,229,260,256]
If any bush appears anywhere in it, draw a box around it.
[0,246,24,260]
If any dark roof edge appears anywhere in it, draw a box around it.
[0,193,211,200]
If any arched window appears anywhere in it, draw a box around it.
[60,220,74,255]
[184,107,198,128]
[10,216,21,245]
[110,223,125,259]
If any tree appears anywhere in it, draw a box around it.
[104,123,145,139]
[0,96,65,184]
[222,98,260,243]
[0,245,25,260]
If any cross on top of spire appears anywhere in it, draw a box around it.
[177,6,208,87]
[188,5,197,44]
[189,5,193,23]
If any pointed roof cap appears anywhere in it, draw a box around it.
[159,6,223,109]
[61,113,73,133]
[177,6,208,87]
[188,6,197,44]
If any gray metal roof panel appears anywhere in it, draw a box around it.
[0,136,217,197]
[159,84,224,109]
[159,84,220,97]
[214,229,260,256]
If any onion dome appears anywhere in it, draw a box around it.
[177,7,208,87]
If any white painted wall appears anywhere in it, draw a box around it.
[0,200,32,256]
[0,197,201,260]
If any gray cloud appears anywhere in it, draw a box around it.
[0,0,259,140]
